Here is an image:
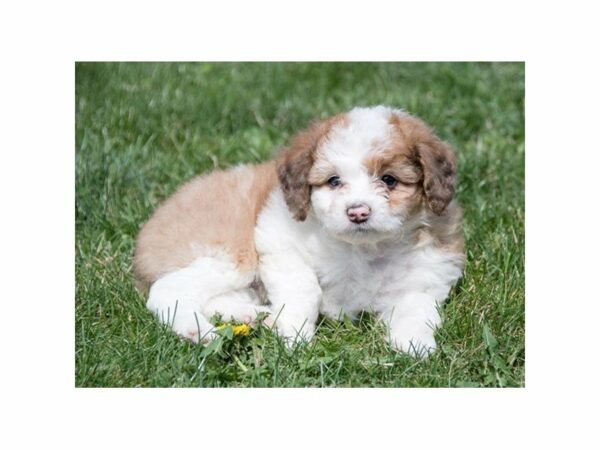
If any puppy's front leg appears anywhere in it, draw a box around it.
[259,252,321,344]
[379,292,442,357]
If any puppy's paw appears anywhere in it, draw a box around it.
[257,311,276,329]
[181,327,216,344]
[150,302,216,344]
[171,313,217,344]
[389,328,437,358]
[241,305,273,325]
[273,319,315,347]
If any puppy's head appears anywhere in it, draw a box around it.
[277,106,456,243]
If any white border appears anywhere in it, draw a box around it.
[2,0,599,448]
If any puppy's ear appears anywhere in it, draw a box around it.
[415,137,456,215]
[277,117,340,221]
[393,115,457,215]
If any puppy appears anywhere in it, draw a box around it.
[134,106,464,356]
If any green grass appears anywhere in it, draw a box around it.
[75,62,524,387]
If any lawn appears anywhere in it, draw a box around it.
[75,62,524,387]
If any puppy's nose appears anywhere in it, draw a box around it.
[346,203,371,223]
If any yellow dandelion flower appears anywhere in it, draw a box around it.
[216,323,251,336]
[232,324,251,336]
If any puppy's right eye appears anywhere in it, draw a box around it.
[381,174,398,188]
[327,176,341,187]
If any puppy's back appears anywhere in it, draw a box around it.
[133,161,278,292]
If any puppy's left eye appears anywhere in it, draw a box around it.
[328,176,342,187]
[381,175,398,188]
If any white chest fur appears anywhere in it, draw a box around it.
[308,235,396,318]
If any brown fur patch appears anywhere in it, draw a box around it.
[133,161,278,292]
[364,125,424,215]
[365,112,462,257]
[307,158,337,186]
[388,114,457,215]
[365,150,422,185]
[276,114,347,220]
